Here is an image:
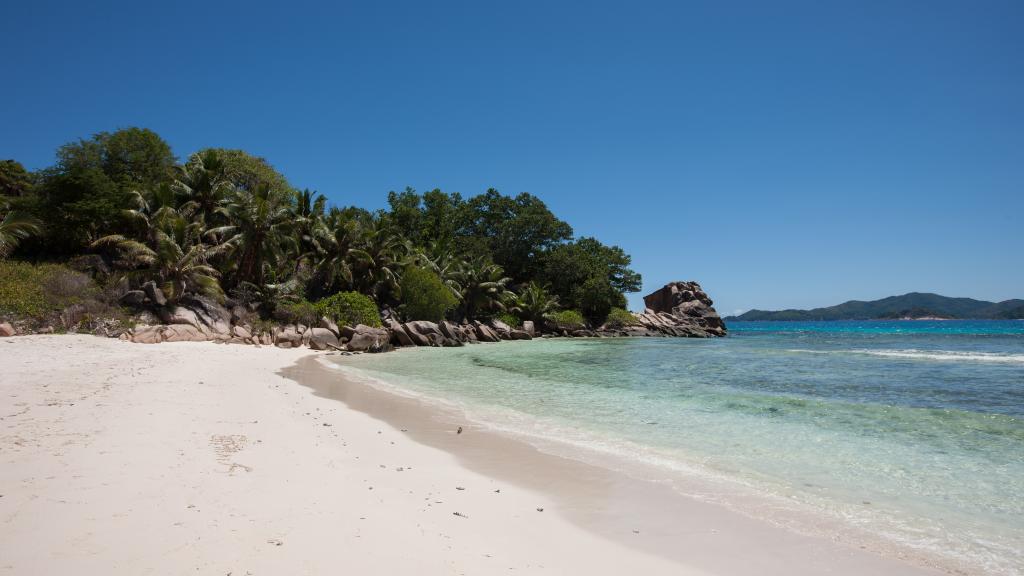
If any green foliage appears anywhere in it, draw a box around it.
[547,309,586,331]
[603,307,637,328]
[496,312,521,328]
[275,299,320,326]
[195,148,294,194]
[0,199,43,258]
[0,260,97,319]
[0,160,34,197]
[574,276,627,321]
[511,281,560,323]
[456,258,514,321]
[315,291,382,327]
[5,128,645,330]
[30,128,175,255]
[399,266,458,322]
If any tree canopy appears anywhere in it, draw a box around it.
[4,127,643,326]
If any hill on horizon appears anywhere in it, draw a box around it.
[727,293,1024,321]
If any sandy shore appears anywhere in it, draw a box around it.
[1,336,947,575]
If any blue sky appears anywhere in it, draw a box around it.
[3,0,1022,313]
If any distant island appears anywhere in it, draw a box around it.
[726,293,1024,321]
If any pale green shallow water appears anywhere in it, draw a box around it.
[328,321,1024,574]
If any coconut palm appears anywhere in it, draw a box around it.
[311,210,371,295]
[209,183,295,289]
[172,150,233,224]
[291,188,327,271]
[0,199,42,258]
[456,258,515,321]
[351,217,409,303]
[512,281,560,324]
[93,212,225,303]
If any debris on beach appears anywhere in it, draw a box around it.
[457,426,463,434]
[453,511,469,518]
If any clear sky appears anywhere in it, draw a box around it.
[3,0,1022,314]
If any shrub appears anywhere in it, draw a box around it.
[399,266,459,322]
[274,299,320,326]
[573,276,627,321]
[0,260,96,319]
[603,307,637,328]
[496,312,521,328]
[548,309,586,331]
[315,291,382,328]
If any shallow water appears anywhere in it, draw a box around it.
[330,320,1024,574]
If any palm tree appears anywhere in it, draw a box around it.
[351,217,408,302]
[0,199,42,258]
[291,188,327,272]
[512,281,560,324]
[93,212,225,303]
[311,210,371,295]
[408,243,463,300]
[456,258,514,321]
[210,183,295,289]
[172,150,233,225]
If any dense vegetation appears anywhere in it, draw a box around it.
[1,128,641,329]
[729,293,1024,321]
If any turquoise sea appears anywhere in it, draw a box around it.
[330,320,1024,574]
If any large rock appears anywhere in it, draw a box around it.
[275,325,303,348]
[308,327,340,350]
[319,316,340,338]
[0,322,16,337]
[346,325,390,352]
[637,281,727,338]
[522,320,535,337]
[509,329,532,340]
[160,307,211,336]
[439,320,466,342]
[162,324,208,342]
[489,318,512,338]
[142,281,167,307]
[131,325,164,344]
[401,322,434,346]
[471,321,501,342]
[120,290,147,307]
[387,319,415,346]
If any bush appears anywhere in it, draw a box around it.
[399,266,458,322]
[315,291,382,328]
[496,312,521,328]
[0,260,96,319]
[603,307,637,328]
[573,276,627,321]
[274,299,320,326]
[548,309,586,331]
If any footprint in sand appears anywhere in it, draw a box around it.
[209,434,251,474]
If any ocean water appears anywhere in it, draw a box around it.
[328,320,1024,574]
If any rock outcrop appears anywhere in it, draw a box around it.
[633,281,727,337]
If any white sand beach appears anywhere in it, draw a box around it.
[1,336,948,575]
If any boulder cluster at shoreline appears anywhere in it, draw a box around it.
[1,280,727,351]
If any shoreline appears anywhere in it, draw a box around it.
[292,351,954,576]
[0,335,968,574]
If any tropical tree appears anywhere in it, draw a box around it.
[350,217,408,303]
[173,150,233,225]
[93,211,225,303]
[0,198,42,258]
[456,259,514,321]
[511,281,560,324]
[311,210,370,296]
[211,183,295,289]
[292,189,327,261]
